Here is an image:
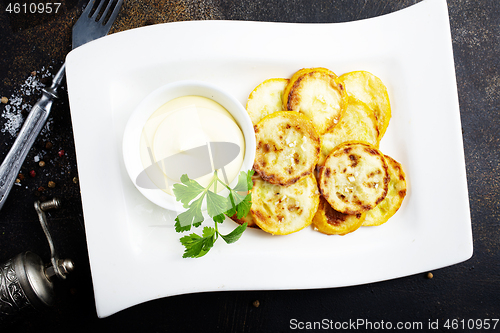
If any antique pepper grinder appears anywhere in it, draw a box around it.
[0,198,74,315]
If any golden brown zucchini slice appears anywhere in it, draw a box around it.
[363,155,407,226]
[254,111,320,186]
[339,70,391,140]
[282,68,334,107]
[283,67,347,135]
[250,173,320,235]
[313,196,365,235]
[318,142,389,215]
[318,96,380,167]
[246,78,289,125]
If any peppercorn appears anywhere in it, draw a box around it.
[73,177,79,184]
[45,141,53,149]
[48,181,55,188]
[31,71,36,76]
[1,97,8,104]
[15,178,20,183]
[252,300,260,308]
[427,272,433,279]
[18,173,25,180]
[39,161,45,167]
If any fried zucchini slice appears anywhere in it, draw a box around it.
[363,155,407,226]
[313,196,365,235]
[283,68,347,135]
[319,142,389,215]
[254,111,320,186]
[318,96,380,167]
[250,173,320,235]
[246,78,289,125]
[339,71,391,140]
[282,68,334,106]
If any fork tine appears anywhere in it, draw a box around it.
[100,0,117,23]
[90,0,106,20]
[102,0,123,29]
[82,0,95,17]
[101,0,115,20]
[72,0,122,49]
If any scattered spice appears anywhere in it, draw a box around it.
[1,97,8,104]
[73,177,78,184]
[18,173,25,180]
[15,178,20,183]
[427,272,433,279]
[39,161,46,167]
[252,300,260,308]
[29,170,36,178]
[48,181,55,188]
[58,149,65,157]
[45,141,53,149]
[1,68,52,137]
[31,71,37,76]
[37,186,45,192]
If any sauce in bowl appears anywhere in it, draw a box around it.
[139,95,245,195]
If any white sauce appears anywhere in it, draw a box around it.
[140,96,245,195]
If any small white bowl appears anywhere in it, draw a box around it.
[122,80,256,211]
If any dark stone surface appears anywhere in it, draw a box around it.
[0,0,498,332]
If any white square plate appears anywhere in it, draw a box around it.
[66,0,472,318]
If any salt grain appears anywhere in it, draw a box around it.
[1,67,52,137]
[1,104,24,137]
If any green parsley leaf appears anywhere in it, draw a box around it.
[206,190,228,218]
[173,169,254,258]
[172,174,206,208]
[224,192,237,217]
[212,213,226,224]
[174,194,204,232]
[179,226,216,258]
[220,222,247,244]
[235,193,252,219]
[233,170,255,192]
[179,233,203,258]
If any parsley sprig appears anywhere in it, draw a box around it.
[172,169,254,258]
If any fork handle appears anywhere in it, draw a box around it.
[0,64,65,211]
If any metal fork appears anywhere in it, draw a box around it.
[0,0,123,211]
